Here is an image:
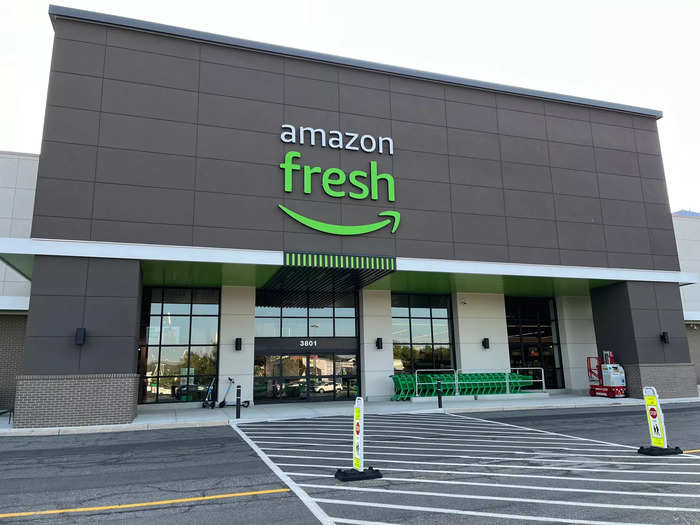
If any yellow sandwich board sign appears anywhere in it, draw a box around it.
[643,386,667,448]
[353,397,364,471]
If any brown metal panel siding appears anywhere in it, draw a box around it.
[23,256,141,376]
[34,19,678,270]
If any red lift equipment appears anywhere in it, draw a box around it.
[587,351,627,398]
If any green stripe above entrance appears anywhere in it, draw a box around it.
[284,252,395,271]
[261,251,396,306]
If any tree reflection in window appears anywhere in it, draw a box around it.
[138,288,220,403]
[391,294,453,373]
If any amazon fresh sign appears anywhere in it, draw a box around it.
[278,124,400,236]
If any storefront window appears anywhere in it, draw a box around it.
[138,287,220,403]
[392,294,454,373]
[255,291,357,338]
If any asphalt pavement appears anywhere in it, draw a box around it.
[0,425,316,524]
[471,403,700,450]
[1,405,700,524]
[238,408,700,524]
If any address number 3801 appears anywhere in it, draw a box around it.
[299,340,318,347]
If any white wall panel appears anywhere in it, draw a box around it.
[360,289,394,401]
[0,152,37,312]
[218,286,255,404]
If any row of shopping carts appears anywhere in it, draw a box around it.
[390,371,534,401]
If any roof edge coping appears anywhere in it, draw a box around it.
[48,4,662,119]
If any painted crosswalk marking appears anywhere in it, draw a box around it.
[236,412,700,525]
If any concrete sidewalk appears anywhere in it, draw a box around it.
[2,392,699,436]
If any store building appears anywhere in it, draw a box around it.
[673,210,700,387]
[0,151,37,411]
[0,5,697,428]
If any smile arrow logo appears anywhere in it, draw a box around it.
[278,204,400,236]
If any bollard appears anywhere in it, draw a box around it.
[236,385,241,419]
[437,379,443,409]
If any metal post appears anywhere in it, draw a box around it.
[541,368,546,392]
[437,379,443,409]
[236,385,241,419]
[506,370,510,394]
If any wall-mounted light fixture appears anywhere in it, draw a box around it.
[74,328,86,346]
[375,337,383,350]
[481,337,490,349]
[235,337,242,351]
[659,331,670,344]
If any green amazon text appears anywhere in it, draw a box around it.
[279,151,395,202]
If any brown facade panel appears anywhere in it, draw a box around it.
[22,256,141,376]
[591,281,694,397]
[34,17,679,268]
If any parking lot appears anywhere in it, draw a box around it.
[0,426,315,524]
[237,411,700,524]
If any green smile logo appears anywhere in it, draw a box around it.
[278,204,400,236]
[278,149,399,236]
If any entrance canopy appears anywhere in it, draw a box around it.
[0,238,697,297]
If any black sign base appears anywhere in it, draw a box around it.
[334,467,383,482]
[638,445,683,456]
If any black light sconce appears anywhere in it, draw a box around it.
[235,337,242,351]
[375,337,383,350]
[660,331,670,344]
[481,337,490,349]
[75,328,86,346]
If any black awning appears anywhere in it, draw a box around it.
[259,251,395,307]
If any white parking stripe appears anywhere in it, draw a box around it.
[259,446,697,467]
[230,424,332,525]
[330,518,397,525]
[245,434,638,451]
[240,419,552,429]
[242,421,569,435]
[244,431,616,445]
[239,412,700,524]
[251,440,642,457]
[276,462,700,486]
[313,498,655,525]
[243,425,601,440]
[450,413,639,449]
[301,484,700,512]
[285,472,700,498]
[266,454,700,475]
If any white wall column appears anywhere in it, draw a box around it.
[360,289,394,401]
[452,292,510,371]
[555,295,599,393]
[218,286,255,404]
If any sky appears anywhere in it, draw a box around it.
[1,0,698,211]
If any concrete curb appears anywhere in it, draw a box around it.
[1,397,698,436]
[0,420,229,437]
[229,407,444,426]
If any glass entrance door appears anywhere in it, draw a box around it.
[253,352,358,403]
[506,296,565,389]
[253,289,360,403]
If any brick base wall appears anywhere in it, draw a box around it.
[13,374,139,428]
[687,325,700,384]
[0,315,27,409]
[624,363,698,399]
